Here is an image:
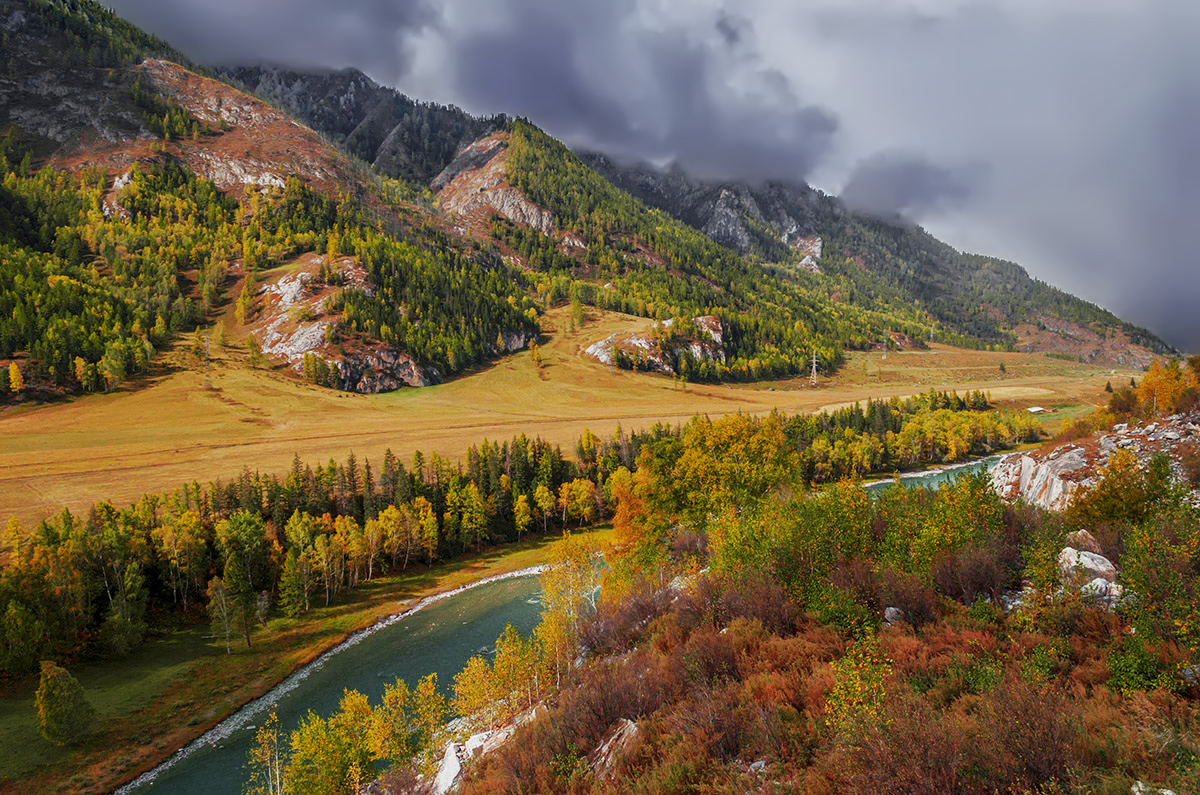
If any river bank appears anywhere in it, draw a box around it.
[0,526,613,795]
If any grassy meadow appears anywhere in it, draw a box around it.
[0,306,1130,528]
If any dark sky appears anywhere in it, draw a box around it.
[107,0,1200,352]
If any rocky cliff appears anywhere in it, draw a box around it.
[223,64,501,185]
[991,412,1200,510]
[433,133,555,236]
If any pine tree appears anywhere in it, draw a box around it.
[246,333,264,368]
[280,547,307,618]
[224,553,255,648]
[236,275,255,324]
[35,661,96,746]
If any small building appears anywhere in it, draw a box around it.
[1026,406,1048,414]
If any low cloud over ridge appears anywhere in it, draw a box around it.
[106,0,1200,350]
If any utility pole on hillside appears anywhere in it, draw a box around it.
[810,349,819,387]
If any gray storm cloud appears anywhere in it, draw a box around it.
[841,152,983,219]
[104,0,437,78]
[104,0,1200,350]
[430,0,839,183]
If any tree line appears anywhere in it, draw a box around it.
[1,394,1033,679]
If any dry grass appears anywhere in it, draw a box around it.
[0,306,1132,526]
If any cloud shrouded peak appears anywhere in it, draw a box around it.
[103,0,1200,350]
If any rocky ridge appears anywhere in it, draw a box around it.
[223,64,501,185]
[251,254,446,392]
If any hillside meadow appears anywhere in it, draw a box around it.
[0,306,1131,528]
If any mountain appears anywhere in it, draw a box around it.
[581,152,1174,365]
[0,0,536,398]
[222,65,503,186]
[0,0,1174,407]
[229,62,1172,367]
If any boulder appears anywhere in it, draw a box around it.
[1058,547,1117,585]
[1131,782,1178,795]
[882,606,905,626]
[1064,530,1104,556]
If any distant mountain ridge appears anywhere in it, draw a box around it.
[226,65,1172,364]
[222,65,503,185]
[0,0,1175,406]
[580,152,1173,364]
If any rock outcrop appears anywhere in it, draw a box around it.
[427,706,545,794]
[251,253,455,393]
[585,315,725,375]
[338,349,441,392]
[434,133,555,236]
[991,411,1200,511]
[590,719,639,781]
[1058,547,1118,586]
[989,446,1086,511]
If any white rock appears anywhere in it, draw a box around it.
[1131,781,1178,795]
[1058,547,1118,585]
[1079,577,1110,600]
[883,606,904,626]
[432,742,463,795]
[464,731,492,758]
[590,719,638,780]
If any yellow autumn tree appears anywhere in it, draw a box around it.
[537,532,600,687]
[8,362,23,394]
[1138,359,1198,416]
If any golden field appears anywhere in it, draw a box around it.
[0,306,1131,527]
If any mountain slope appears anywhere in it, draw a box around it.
[432,122,950,380]
[222,65,503,185]
[235,62,1171,367]
[0,0,1172,405]
[582,153,1173,365]
[0,0,537,398]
